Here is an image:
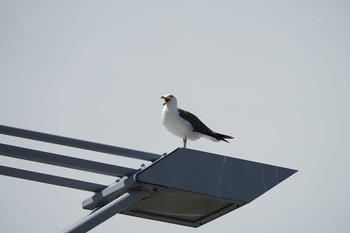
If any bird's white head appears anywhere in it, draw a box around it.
[161,94,177,106]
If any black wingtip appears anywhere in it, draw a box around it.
[213,132,234,143]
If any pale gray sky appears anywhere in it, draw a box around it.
[0,1,349,232]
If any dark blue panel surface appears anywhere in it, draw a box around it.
[137,148,297,202]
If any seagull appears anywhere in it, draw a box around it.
[161,94,233,148]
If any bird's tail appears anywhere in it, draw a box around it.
[212,132,234,143]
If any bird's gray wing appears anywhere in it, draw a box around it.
[178,108,233,142]
[178,108,213,135]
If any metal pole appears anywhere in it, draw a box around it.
[82,176,136,210]
[0,165,107,192]
[0,143,136,177]
[62,189,151,233]
[0,125,161,161]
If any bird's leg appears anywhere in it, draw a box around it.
[183,137,187,148]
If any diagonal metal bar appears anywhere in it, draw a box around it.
[0,165,107,192]
[82,176,137,210]
[62,189,151,233]
[0,125,161,161]
[0,143,136,177]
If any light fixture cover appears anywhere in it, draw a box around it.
[122,148,297,227]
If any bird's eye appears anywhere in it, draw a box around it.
[169,95,174,98]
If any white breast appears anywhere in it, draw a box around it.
[162,105,193,139]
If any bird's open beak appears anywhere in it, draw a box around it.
[161,96,171,105]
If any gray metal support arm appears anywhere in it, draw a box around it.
[0,143,136,177]
[0,125,161,161]
[62,189,151,233]
[82,176,137,210]
[0,165,107,192]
